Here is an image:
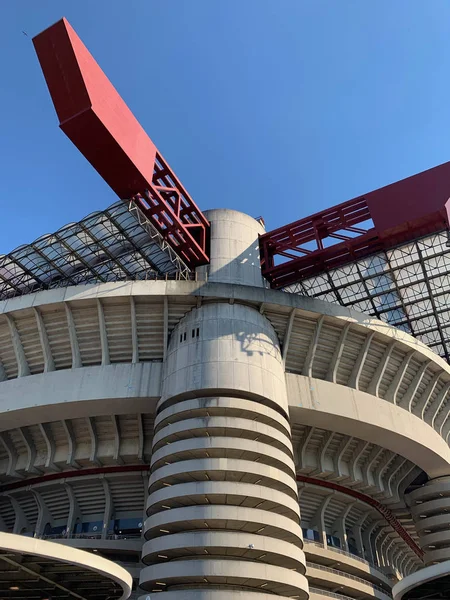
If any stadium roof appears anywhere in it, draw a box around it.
[0,200,190,302]
[288,229,450,362]
[2,197,450,365]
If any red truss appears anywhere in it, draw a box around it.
[261,162,450,288]
[33,18,209,270]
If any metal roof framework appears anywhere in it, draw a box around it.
[287,230,450,362]
[33,18,210,272]
[0,201,190,302]
[260,161,450,290]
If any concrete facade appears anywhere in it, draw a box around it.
[0,209,449,598]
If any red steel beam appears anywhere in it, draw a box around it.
[261,162,450,288]
[32,18,209,270]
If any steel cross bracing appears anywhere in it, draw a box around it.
[260,160,450,289]
[32,18,210,273]
[260,196,380,287]
[259,160,450,362]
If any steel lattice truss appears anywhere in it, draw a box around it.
[286,231,450,362]
[32,19,210,273]
[0,200,187,301]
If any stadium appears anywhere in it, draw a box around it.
[0,16,449,600]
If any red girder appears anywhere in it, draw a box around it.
[32,18,209,270]
[261,162,450,288]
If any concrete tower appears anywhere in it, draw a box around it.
[140,210,308,598]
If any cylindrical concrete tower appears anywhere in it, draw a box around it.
[196,209,266,288]
[407,476,450,564]
[140,210,308,598]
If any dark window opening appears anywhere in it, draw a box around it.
[302,528,321,542]
[326,534,342,548]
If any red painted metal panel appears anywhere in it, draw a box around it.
[33,18,209,269]
[261,162,450,288]
[367,161,450,237]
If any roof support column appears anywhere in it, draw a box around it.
[352,511,370,560]
[130,297,139,364]
[97,299,110,366]
[62,419,79,469]
[86,417,100,466]
[33,491,52,538]
[0,432,19,478]
[65,304,81,368]
[65,483,81,536]
[9,496,29,534]
[6,315,29,377]
[39,423,60,472]
[309,492,333,548]
[326,323,351,383]
[101,478,113,539]
[17,427,39,474]
[33,307,55,372]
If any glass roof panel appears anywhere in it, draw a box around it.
[286,230,450,362]
[0,200,189,302]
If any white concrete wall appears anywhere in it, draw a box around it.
[197,209,266,287]
[287,374,450,478]
[0,363,161,431]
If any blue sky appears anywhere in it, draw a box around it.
[1,1,450,252]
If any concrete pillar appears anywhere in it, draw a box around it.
[363,520,381,565]
[310,493,332,548]
[353,511,370,559]
[33,491,52,538]
[140,211,309,598]
[196,209,266,288]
